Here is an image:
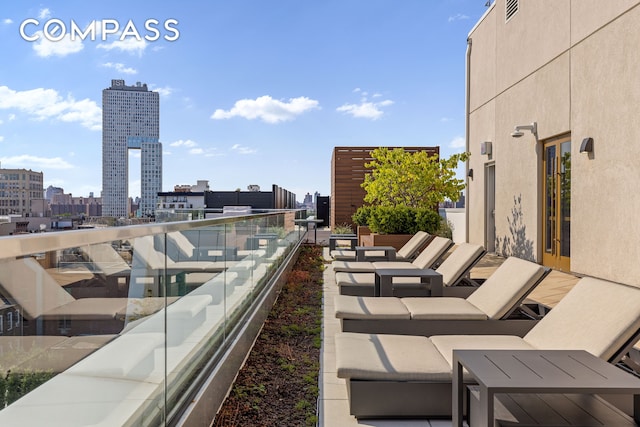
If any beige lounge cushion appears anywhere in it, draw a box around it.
[334,296,410,320]
[431,335,536,370]
[332,260,376,273]
[410,236,452,269]
[335,332,451,381]
[401,297,488,320]
[330,249,356,260]
[330,249,398,261]
[332,230,428,265]
[370,261,420,270]
[436,243,484,286]
[332,259,418,274]
[396,231,430,259]
[466,257,547,319]
[335,272,426,288]
[523,277,640,361]
[336,272,374,288]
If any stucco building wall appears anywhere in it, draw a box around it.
[467,0,640,285]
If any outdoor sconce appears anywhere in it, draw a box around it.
[579,137,594,153]
[480,141,492,155]
[468,169,474,179]
[511,122,538,139]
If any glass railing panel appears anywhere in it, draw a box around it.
[0,210,305,426]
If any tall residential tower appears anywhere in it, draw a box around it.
[102,80,161,217]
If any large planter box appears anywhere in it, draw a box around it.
[359,233,413,251]
[357,226,371,246]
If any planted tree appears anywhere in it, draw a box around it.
[353,147,469,235]
[361,147,469,209]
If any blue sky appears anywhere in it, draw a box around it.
[0,1,490,200]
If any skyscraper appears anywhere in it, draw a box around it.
[102,80,161,218]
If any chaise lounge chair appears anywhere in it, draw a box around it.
[334,276,640,418]
[330,230,433,262]
[336,242,485,297]
[335,256,549,336]
[332,235,453,274]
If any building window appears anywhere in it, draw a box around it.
[506,0,518,21]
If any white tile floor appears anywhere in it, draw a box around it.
[318,252,460,427]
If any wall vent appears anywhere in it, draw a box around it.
[506,0,519,21]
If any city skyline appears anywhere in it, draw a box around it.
[0,1,490,200]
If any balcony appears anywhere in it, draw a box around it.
[0,210,307,426]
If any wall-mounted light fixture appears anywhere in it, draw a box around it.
[579,137,593,153]
[480,141,492,155]
[468,169,474,179]
[511,122,537,139]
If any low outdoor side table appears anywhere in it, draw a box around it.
[355,245,396,262]
[329,234,357,251]
[452,349,640,427]
[373,268,442,297]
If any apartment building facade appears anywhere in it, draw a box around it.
[0,167,44,216]
[102,80,161,218]
[466,0,640,285]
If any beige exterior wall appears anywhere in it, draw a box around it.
[467,0,640,285]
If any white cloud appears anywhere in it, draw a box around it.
[101,62,137,75]
[38,8,52,20]
[151,85,173,97]
[0,154,73,169]
[448,14,470,22]
[97,37,148,56]
[33,31,84,57]
[8,114,15,121]
[189,148,204,155]
[3,19,13,25]
[170,139,197,148]
[337,99,394,120]
[440,117,452,122]
[211,95,319,124]
[230,144,256,155]
[0,136,4,142]
[449,136,466,149]
[0,86,101,130]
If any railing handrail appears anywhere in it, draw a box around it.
[0,210,302,260]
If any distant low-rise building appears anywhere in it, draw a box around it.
[50,193,102,217]
[0,167,44,216]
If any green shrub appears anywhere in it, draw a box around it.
[366,206,442,235]
[414,208,443,235]
[351,205,374,226]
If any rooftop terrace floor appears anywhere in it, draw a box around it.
[315,230,580,427]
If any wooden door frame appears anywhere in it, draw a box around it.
[541,134,571,271]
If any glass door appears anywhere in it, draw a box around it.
[542,136,571,271]
[485,163,496,252]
